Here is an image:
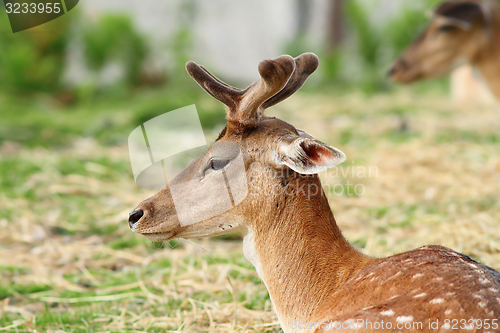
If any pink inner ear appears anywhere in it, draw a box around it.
[301,141,331,165]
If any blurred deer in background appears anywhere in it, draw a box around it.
[129,53,500,332]
[389,0,500,103]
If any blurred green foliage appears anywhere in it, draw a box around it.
[168,0,197,78]
[0,10,155,96]
[0,7,71,93]
[384,7,432,56]
[345,0,382,68]
[82,14,148,86]
[0,7,225,150]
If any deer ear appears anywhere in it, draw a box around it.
[277,137,346,174]
[435,2,491,30]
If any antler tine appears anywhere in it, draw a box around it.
[199,64,241,91]
[186,61,244,110]
[234,55,295,125]
[260,53,319,112]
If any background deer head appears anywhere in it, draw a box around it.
[388,0,498,83]
[128,53,346,242]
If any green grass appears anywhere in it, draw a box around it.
[0,283,52,299]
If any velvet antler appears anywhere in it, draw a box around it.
[186,55,296,126]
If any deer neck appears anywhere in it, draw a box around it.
[474,15,500,101]
[242,174,375,332]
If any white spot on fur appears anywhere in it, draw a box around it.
[412,273,423,279]
[414,292,427,298]
[389,295,399,300]
[488,288,499,293]
[396,316,413,323]
[473,294,482,299]
[388,271,402,280]
[442,322,451,329]
[433,276,444,281]
[479,278,490,284]
[444,309,452,315]
[467,262,478,268]
[478,301,487,308]
[430,298,444,304]
[446,292,455,296]
[464,323,474,330]
[380,309,394,316]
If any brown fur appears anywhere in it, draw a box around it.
[129,54,500,333]
[314,246,500,332]
[389,0,500,101]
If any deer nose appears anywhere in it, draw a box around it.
[387,65,397,78]
[128,209,144,228]
[388,58,410,78]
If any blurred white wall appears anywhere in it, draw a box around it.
[68,0,334,84]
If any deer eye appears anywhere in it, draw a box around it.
[437,25,457,33]
[207,159,230,172]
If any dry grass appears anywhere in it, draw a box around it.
[1,89,499,332]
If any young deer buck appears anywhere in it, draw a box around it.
[388,0,500,103]
[129,53,500,332]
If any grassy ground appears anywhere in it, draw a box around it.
[1,84,499,332]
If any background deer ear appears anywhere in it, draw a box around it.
[278,137,346,174]
[435,2,491,30]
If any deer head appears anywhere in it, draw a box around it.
[388,0,497,83]
[128,53,346,242]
